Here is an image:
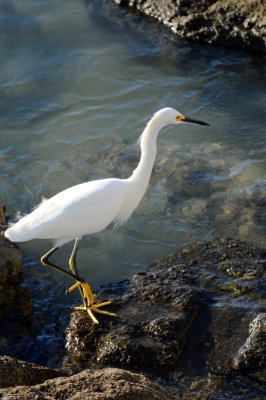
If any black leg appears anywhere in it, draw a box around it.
[41,247,85,283]
[41,244,117,324]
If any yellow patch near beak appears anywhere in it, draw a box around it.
[176,113,185,122]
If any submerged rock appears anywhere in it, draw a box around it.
[114,0,266,53]
[0,367,175,400]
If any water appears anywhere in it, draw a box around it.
[0,0,265,365]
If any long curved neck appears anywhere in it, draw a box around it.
[129,116,166,188]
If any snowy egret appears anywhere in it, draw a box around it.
[5,107,209,324]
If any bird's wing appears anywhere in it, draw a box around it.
[5,178,127,242]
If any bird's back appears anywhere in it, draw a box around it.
[5,178,131,246]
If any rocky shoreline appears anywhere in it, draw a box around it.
[113,0,266,54]
[0,202,265,399]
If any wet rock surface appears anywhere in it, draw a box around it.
[151,240,266,377]
[114,0,266,53]
[233,313,266,375]
[66,267,209,374]
[0,367,175,400]
[65,238,266,398]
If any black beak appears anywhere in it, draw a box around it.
[183,116,209,126]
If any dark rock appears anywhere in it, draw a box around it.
[0,355,65,389]
[66,238,266,399]
[0,367,175,400]
[66,269,208,375]
[0,205,34,364]
[151,239,266,366]
[0,204,32,319]
[114,0,266,53]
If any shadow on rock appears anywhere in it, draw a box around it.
[0,205,34,358]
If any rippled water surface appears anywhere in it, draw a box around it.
[0,0,265,365]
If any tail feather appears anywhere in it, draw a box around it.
[4,218,35,242]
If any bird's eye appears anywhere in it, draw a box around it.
[176,115,183,122]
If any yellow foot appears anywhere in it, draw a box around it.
[66,281,94,306]
[74,302,117,324]
[66,281,116,324]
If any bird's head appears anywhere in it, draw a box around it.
[154,107,209,127]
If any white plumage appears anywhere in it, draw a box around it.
[4,107,209,323]
[6,179,133,247]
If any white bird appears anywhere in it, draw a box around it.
[4,107,209,324]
